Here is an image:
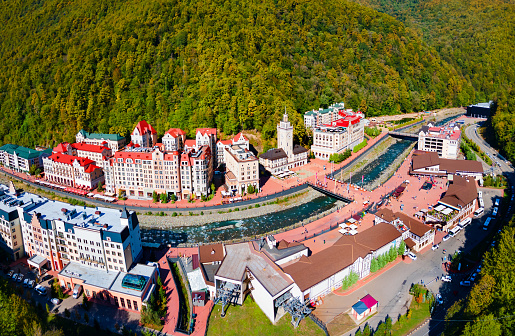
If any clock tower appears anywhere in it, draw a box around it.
[277,111,294,161]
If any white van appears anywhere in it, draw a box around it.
[474,208,484,217]
[459,217,472,228]
[478,191,483,199]
[72,284,83,299]
[492,207,498,216]
[449,226,461,237]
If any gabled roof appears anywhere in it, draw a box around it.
[53,142,71,154]
[352,300,368,315]
[361,294,378,309]
[196,128,217,136]
[439,176,478,209]
[84,164,101,173]
[259,148,287,160]
[392,212,432,237]
[293,144,308,154]
[184,139,196,148]
[0,144,46,160]
[164,128,186,138]
[217,139,232,146]
[199,243,225,263]
[233,132,248,142]
[412,151,440,170]
[132,120,157,135]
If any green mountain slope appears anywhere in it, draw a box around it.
[352,0,515,160]
[0,0,471,148]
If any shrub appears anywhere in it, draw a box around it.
[172,212,177,217]
[353,139,368,153]
[64,308,70,318]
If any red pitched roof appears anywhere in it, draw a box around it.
[217,139,232,145]
[84,164,101,173]
[196,128,217,136]
[53,142,71,153]
[233,132,248,142]
[132,120,157,135]
[71,142,109,153]
[48,153,94,167]
[165,128,186,137]
[184,139,196,148]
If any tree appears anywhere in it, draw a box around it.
[398,241,406,256]
[96,181,104,192]
[210,183,215,194]
[84,312,89,324]
[152,191,159,203]
[160,193,168,203]
[462,314,502,336]
[82,293,89,311]
[29,164,41,176]
[370,258,378,273]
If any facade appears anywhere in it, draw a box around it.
[303,102,346,129]
[0,144,51,174]
[411,151,483,180]
[102,158,116,194]
[162,128,186,152]
[283,223,402,303]
[417,123,461,159]
[43,153,104,189]
[260,113,308,174]
[131,120,157,148]
[71,143,112,166]
[216,133,250,167]
[214,242,302,323]
[310,111,365,160]
[113,146,212,200]
[0,182,27,261]
[76,130,126,152]
[374,209,435,252]
[224,145,259,195]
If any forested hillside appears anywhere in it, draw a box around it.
[352,0,515,161]
[0,0,471,148]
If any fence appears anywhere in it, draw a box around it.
[309,314,329,336]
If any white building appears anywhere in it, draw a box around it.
[162,128,187,152]
[0,144,51,174]
[76,130,126,152]
[303,102,346,129]
[216,133,250,167]
[0,182,27,261]
[43,153,104,190]
[310,111,365,160]
[224,145,259,195]
[259,113,308,174]
[418,123,461,159]
[131,120,157,148]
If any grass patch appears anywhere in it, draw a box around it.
[326,312,356,336]
[170,261,191,332]
[207,296,325,336]
[391,299,431,336]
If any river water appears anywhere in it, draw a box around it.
[141,113,463,245]
[141,196,337,245]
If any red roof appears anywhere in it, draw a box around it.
[331,115,362,127]
[184,139,196,148]
[165,128,186,137]
[71,142,109,153]
[84,164,101,173]
[132,120,157,135]
[217,139,232,145]
[196,128,217,136]
[48,153,94,167]
[233,132,248,142]
[53,142,71,153]
[360,294,378,309]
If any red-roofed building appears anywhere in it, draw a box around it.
[310,109,365,160]
[216,132,250,167]
[53,142,73,155]
[196,128,217,157]
[163,128,187,151]
[43,153,104,189]
[418,122,461,159]
[70,142,112,166]
[131,120,157,148]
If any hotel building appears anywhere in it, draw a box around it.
[76,130,126,152]
[417,123,461,159]
[43,153,104,189]
[0,144,51,174]
[224,145,259,195]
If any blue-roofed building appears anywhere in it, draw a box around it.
[352,294,378,321]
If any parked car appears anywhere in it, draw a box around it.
[34,285,48,296]
[442,275,452,282]
[436,293,444,305]
[460,280,471,287]
[28,280,36,288]
[432,244,439,251]
[16,274,24,282]
[23,278,30,287]
[50,298,61,305]
[11,273,18,281]
[408,252,417,260]
[442,235,451,242]
[7,270,14,277]
[41,274,52,282]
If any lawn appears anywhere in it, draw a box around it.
[326,311,356,336]
[207,296,325,336]
[391,299,431,336]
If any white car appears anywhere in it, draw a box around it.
[442,275,452,282]
[432,244,439,251]
[34,285,48,296]
[436,293,444,305]
[408,252,417,260]
[442,235,451,242]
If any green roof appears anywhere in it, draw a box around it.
[0,144,46,160]
[78,130,125,141]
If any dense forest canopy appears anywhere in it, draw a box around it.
[351,0,515,160]
[0,0,472,148]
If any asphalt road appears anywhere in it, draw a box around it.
[410,122,515,336]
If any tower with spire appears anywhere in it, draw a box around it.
[277,109,294,160]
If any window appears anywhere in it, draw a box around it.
[85,289,90,296]
[133,301,138,311]
[120,298,125,308]
[114,296,119,306]
[127,300,132,309]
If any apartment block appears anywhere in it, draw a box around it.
[303,102,346,129]
[0,144,51,174]
[418,123,461,159]
[216,133,249,166]
[54,142,112,166]
[224,145,259,195]
[0,182,26,261]
[43,153,104,189]
[311,111,365,160]
[163,128,186,151]
[76,130,126,152]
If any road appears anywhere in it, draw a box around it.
[410,122,515,336]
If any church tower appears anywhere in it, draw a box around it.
[277,111,294,161]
